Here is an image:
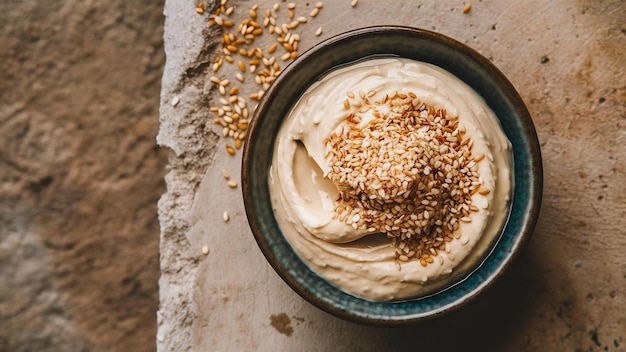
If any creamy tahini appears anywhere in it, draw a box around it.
[269,57,512,301]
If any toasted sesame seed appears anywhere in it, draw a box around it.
[222,169,230,179]
[225,145,236,155]
[237,121,248,130]
[351,0,358,7]
[327,90,485,266]
[227,181,238,188]
[463,3,472,13]
[315,26,323,36]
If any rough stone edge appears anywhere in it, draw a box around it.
[156,1,220,351]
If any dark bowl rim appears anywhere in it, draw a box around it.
[242,25,543,326]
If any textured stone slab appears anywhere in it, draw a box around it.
[158,1,625,350]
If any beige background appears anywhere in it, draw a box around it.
[158,0,625,351]
[1,0,623,351]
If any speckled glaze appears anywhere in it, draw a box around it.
[242,26,542,325]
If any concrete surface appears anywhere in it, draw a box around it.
[158,0,625,351]
[0,1,167,351]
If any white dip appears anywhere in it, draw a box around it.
[269,57,512,301]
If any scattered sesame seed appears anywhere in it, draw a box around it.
[170,96,180,106]
[223,211,230,222]
[196,5,205,14]
[204,0,343,156]
[351,0,358,8]
[227,181,238,188]
[463,3,472,13]
[201,245,210,255]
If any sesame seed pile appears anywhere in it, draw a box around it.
[325,90,489,266]
[201,0,328,155]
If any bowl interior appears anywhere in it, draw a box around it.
[242,26,542,325]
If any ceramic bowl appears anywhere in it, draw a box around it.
[242,26,542,325]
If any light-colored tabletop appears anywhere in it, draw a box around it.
[158,1,625,350]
